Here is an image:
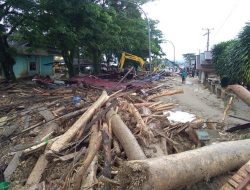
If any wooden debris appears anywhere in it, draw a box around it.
[2,79,238,190]
[226,123,250,133]
[227,85,250,106]
[117,139,250,190]
[53,149,86,162]
[220,160,250,190]
[80,156,98,190]
[73,124,102,190]
[4,151,22,181]
[27,181,46,190]
[26,154,48,186]
[113,139,121,156]
[23,135,61,156]
[102,123,112,190]
[223,96,234,121]
[49,91,109,154]
[106,109,146,160]
[98,175,120,186]
[128,103,154,145]
[38,107,55,121]
[147,89,184,100]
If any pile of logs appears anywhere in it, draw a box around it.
[1,82,250,190]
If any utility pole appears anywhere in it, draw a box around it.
[203,28,214,51]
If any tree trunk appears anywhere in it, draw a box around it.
[106,109,146,160]
[62,49,75,78]
[0,35,16,81]
[92,48,101,74]
[227,85,250,106]
[117,139,250,190]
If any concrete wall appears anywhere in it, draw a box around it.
[12,55,54,78]
[40,56,53,76]
[13,55,29,78]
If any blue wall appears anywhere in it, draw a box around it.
[40,56,53,76]
[13,55,54,78]
[13,56,28,78]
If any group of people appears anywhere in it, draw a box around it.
[180,67,197,83]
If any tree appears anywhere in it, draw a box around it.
[212,40,235,78]
[212,22,250,87]
[238,22,250,84]
[0,0,37,80]
[13,0,164,76]
[183,53,196,67]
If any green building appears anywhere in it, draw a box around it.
[0,45,57,79]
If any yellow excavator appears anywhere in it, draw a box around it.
[119,52,145,69]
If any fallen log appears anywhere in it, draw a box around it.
[226,123,250,132]
[223,96,234,121]
[154,103,175,110]
[106,109,146,160]
[73,124,102,190]
[117,139,250,190]
[4,151,22,181]
[147,89,184,101]
[113,139,121,156]
[26,154,48,186]
[227,85,250,106]
[128,103,154,145]
[102,123,112,190]
[22,135,61,156]
[49,91,109,153]
[80,156,98,190]
[53,149,86,162]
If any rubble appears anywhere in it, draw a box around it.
[0,75,249,190]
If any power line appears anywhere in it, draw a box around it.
[214,0,241,38]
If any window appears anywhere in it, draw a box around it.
[29,62,37,71]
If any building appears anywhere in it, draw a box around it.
[0,44,58,79]
[196,51,215,83]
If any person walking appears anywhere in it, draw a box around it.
[181,68,187,84]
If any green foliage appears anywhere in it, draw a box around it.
[0,0,38,80]
[2,0,164,77]
[183,53,196,66]
[212,40,236,78]
[212,22,250,86]
[238,23,250,83]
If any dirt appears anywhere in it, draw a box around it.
[161,77,250,128]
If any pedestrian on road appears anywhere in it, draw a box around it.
[181,68,187,84]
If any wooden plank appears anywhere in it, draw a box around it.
[220,183,234,190]
[232,174,244,183]
[53,149,86,162]
[4,151,22,181]
[238,169,249,178]
[226,179,238,188]
[26,154,48,186]
[38,107,54,121]
[220,160,250,190]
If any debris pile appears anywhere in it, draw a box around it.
[0,79,249,190]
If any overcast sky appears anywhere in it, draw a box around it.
[143,0,250,61]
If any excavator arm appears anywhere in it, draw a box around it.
[119,52,145,69]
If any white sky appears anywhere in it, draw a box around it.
[143,0,250,61]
